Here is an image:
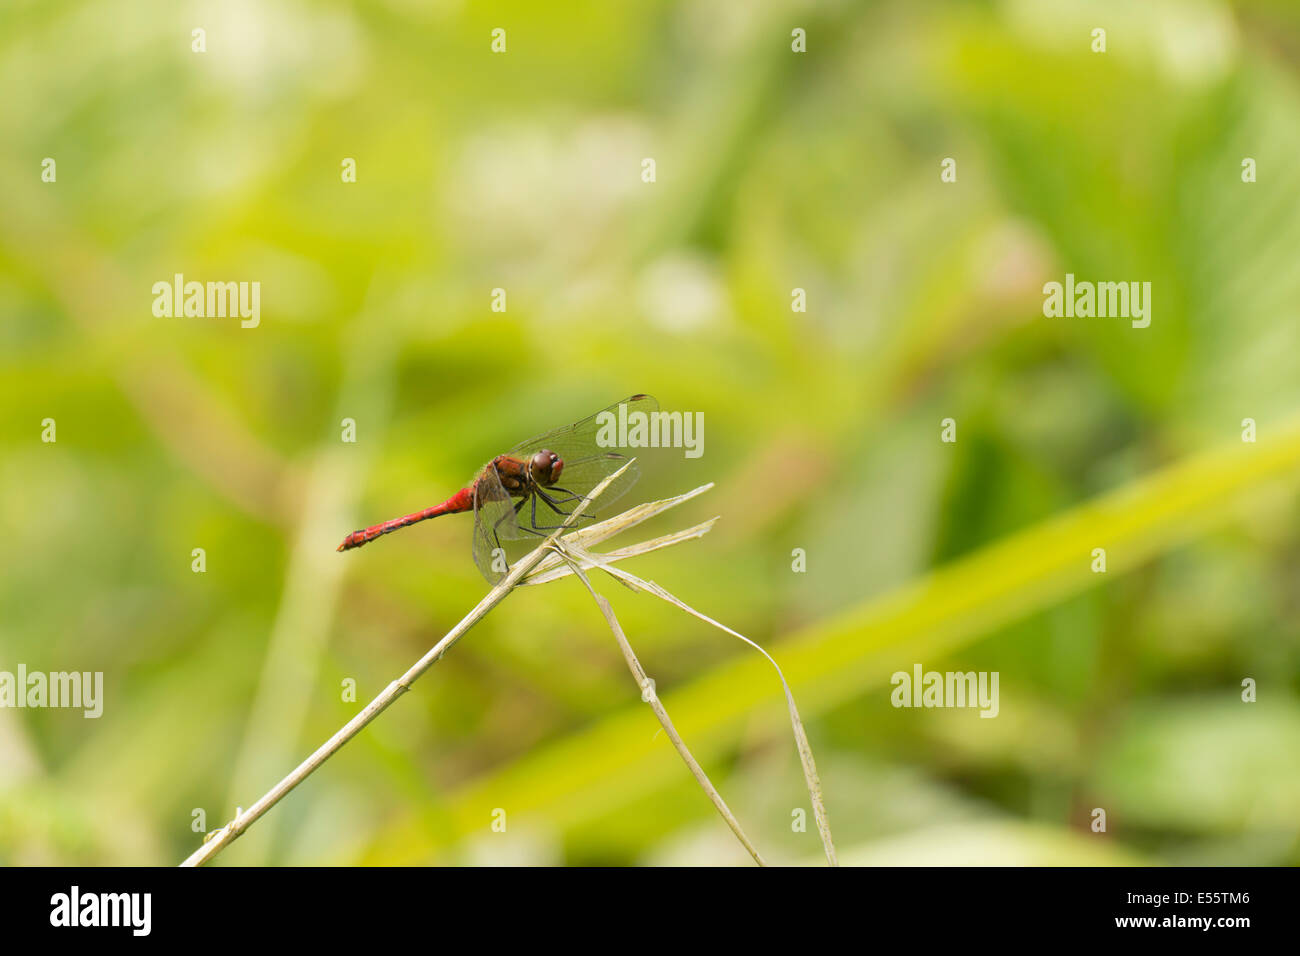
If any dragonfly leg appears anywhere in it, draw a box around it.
[544,484,585,505]
[543,486,585,502]
[524,488,595,531]
[539,487,590,514]
[510,493,548,538]
[490,497,529,551]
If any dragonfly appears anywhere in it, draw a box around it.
[337,394,657,582]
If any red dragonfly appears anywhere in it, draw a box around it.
[338,394,656,582]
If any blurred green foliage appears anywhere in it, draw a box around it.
[1,0,1298,865]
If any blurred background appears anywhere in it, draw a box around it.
[2,0,1299,866]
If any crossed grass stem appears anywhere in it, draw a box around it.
[544,541,768,865]
[181,461,835,867]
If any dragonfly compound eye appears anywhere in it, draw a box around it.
[531,449,562,483]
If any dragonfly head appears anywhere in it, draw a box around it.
[530,448,563,485]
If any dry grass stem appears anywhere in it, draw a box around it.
[181,470,833,868]
[181,460,636,866]
[547,542,769,866]
[537,536,838,866]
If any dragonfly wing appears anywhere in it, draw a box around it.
[505,394,655,523]
[471,462,522,584]
[505,394,658,464]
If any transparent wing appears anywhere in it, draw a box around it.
[505,394,656,521]
[506,394,658,463]
[471,462,522,584]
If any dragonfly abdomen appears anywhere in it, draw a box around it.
[337,487,475,551]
